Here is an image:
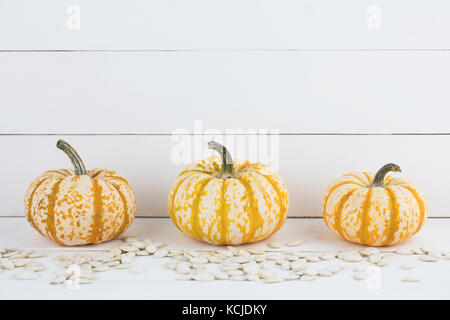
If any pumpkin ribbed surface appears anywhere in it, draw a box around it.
[25,168,136,246]
[168,156,289,245]
[322,172,428,246]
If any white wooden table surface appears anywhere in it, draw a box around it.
[1,217,449,300]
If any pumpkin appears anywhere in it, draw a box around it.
[322,163,427,246]
[24,140,136,246]
[168,141,289,245]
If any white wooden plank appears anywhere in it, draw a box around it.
[1,134,449,217]
[1,51,450,134]
[1,217,450,299]
[0,0,449,50]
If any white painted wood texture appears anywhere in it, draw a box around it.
[1,2,449,220]
[1,51,450,134]
[2,135,449,217]
[0,0,449,50]
[1,217,449,299]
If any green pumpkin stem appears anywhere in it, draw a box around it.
[208,141,236,179]
[56,139,87,175]
[368,163,401,188]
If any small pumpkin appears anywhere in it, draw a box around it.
[168,141,289,245]
[322,163,428,246]
[24,140,136,246]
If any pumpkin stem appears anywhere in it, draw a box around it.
[56,139,87,175]
[368,163,401,188]
[208,141,236,179]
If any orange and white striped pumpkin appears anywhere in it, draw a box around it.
[24,140,136,246]
[322,163,427,246]
[168,141,289,245]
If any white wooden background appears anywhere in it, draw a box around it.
[1,0,450,217]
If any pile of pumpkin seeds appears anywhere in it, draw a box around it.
[1,238,449,286]
[0,247,47,280]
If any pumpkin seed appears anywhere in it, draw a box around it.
[353,272,368,280]
[306,256,320,263]
[122,236,138,243]
[258,271,277,279]
[248,248,265,255]
[285,255,299,262]
[109,246,122,256]
[174,255,188,262]
[190,257,208,264]
[226,246,238,255]
[231,256,250,264]
[25,265,46,272]
[286,240,304,247]
[284,274,299,281]
[360,247,380,256]
[304,269,318,276]
[400,262,416,270]
[290,260,307,271]
[208,256,223,264]
[130,241,146,249]
[115,263,132,270]
[427,250,442,258]
[105,261,120,267]
[28,253,46,259]
[319,253,335,261]
[264,277,283,283]
[153,249,169,258]
[267,241,282,249]
[246,274,260,281]
[214,273,230,280]
[119,245,139,253]
[93,265,109,272]
[261,262,276,270]
[13,258,31,267]
[266,253,284,261]
[328,266,343,274]
[230,275,247,281]
[368,255,380,264]
[376,259,391,267]
[79,278,94,284]
[280,262,291,271]
[167,250,183,257]
[243,264,259,274]
[419,255,438,262]
[176,263,191,275]
[50,275,66,285]
[318,270,333,277]
[8,252,28,260]
[145,243,158,254]
[395,249,414,255]
[222,262,241,270]
[193,273,215,282]
[14,270,40,280]
[164,262,177,270]
[120,254,134,264]
[226,269,244,277]
[401,276,420,283]
[338,252,363,262]
[299,275,316,281]
[353,263,370,272]
[254,256,265,263]
[0,258,15,270]
[421,247,430,254]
